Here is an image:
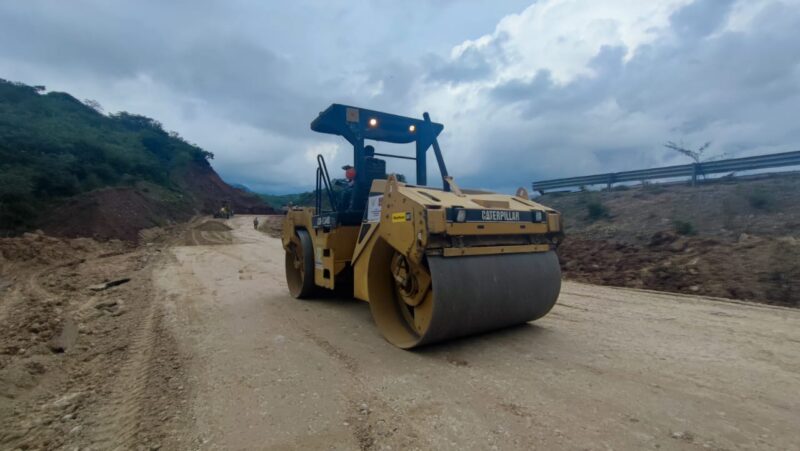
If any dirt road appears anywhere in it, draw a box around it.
[148,216,800,450]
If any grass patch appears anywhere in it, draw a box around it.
[642,182,666,195]
[673,220,696,236]
[746,189,774,210]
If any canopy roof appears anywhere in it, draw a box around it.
[310,104,444,145]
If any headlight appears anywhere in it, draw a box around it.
[408,124,416,132]
[455,208,467,222]
[368,118,378,127]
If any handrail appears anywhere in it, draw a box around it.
[315,167,323,213]
[316,154,338,212]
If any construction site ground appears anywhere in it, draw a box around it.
[1,215,798,450]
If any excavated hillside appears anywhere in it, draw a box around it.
[38,162,273,242]
[540,173,800,306]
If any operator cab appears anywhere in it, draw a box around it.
[310,104,448,228]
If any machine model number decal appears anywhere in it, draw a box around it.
[312,215,336,228]
[480,210,520,221]
[392,212,412,223]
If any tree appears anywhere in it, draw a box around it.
[664,140,730,183]
[83,98,104,113]
[664,140,711,164]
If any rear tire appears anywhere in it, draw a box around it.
[285,229,316,298]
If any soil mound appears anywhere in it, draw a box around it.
[256,215,284,238]
[38,187,193,242]
[541,172,800,306]
[194,221,232,232]
[558,234,799,306]
[39,164,273,242]
[0,231,114,265]
[26,161,273,243]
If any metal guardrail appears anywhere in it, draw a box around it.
[532,150,800,192]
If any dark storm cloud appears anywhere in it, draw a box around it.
[424,31,513,85]
[1,0,798,193]
[447,0,800,187]
[0,1,316,136]
[426,47,494,83]
[669,0,736,38]
[488,44,625,115]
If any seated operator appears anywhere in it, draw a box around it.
[338,146,375,211]
[339,164,356,210]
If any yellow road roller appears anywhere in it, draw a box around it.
[282,104,563,348]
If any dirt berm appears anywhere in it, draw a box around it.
[541,172,800,306]
[36,160,273,242]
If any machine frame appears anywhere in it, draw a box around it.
[282,104,564,348]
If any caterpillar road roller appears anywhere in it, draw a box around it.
[213,201,233,219]
[282,104,564,348]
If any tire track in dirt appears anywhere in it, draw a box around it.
[183,229,234,246]
[299,326,423,450]
[202,231,234,245]
[77,261,188,450]
[86,295,159,449]
[0,284,22,325]
[25,268,59,304]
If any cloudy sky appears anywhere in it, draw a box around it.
[1,0,798,193]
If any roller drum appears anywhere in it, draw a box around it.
[370,250,561,348]
[420,251,561,345]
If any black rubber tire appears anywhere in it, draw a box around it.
[286,229,316,299]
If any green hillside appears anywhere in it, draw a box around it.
[0,79,231,234]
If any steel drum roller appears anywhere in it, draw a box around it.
[369,250,561,348]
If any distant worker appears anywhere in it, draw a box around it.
[253,217,259,230]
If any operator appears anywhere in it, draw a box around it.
[342,164,356,188]
[339,164,356,210]
[253,216,259,230]
[339,144,376,210]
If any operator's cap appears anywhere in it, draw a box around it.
[342,164,354,170]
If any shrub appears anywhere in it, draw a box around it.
[586,200,610,220]
[642,182,666,195]
[746,189,774,210]
[673,220,696,236]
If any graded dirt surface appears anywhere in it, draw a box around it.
[3,216,800,450]
[158,216,799,450]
